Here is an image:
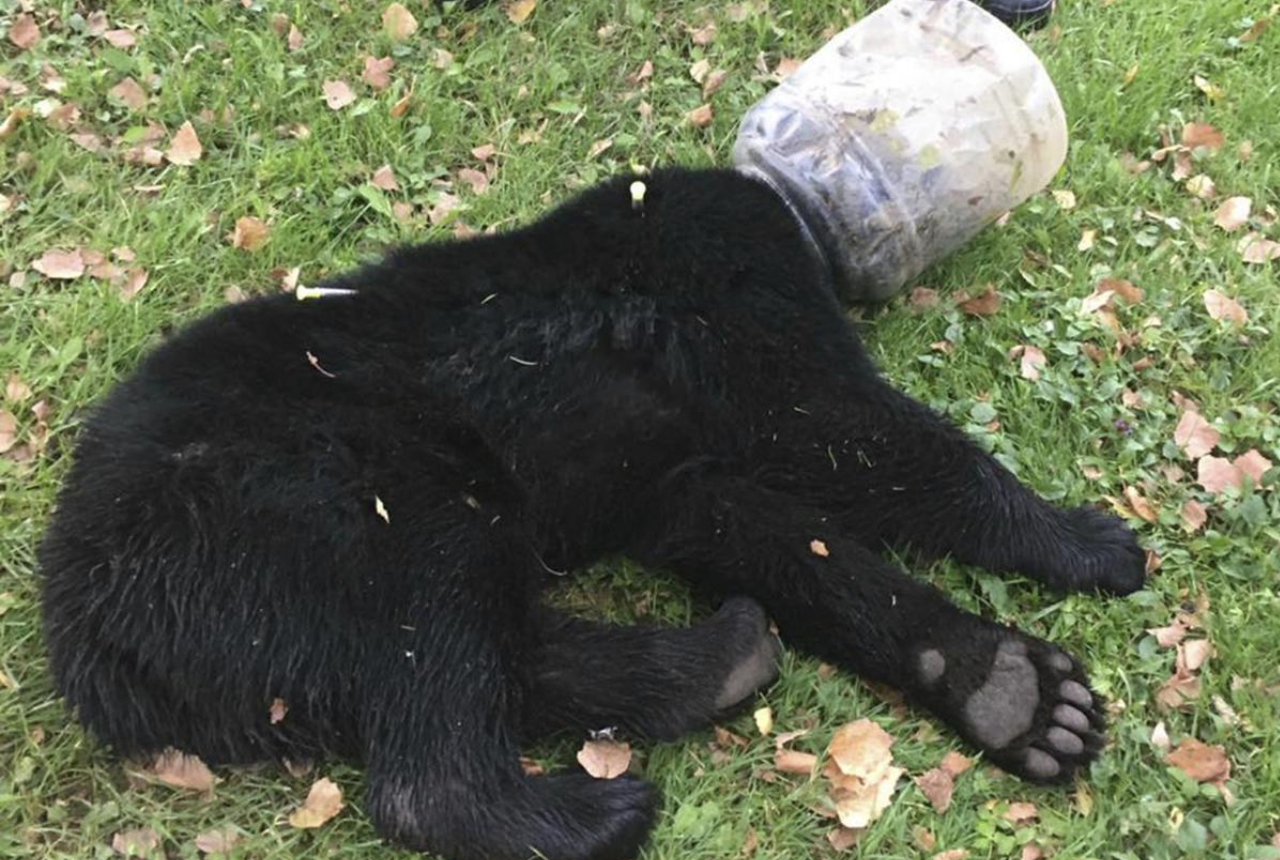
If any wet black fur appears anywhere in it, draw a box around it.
[40,168,1143,860]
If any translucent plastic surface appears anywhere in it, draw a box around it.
[733,0,1068,302]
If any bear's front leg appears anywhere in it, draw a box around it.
[633,475,1104,783]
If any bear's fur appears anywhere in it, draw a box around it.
[40,168,1143,860]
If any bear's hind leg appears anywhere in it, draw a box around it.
[521,596,781,742]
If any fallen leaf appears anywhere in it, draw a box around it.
[587,138,613,159]
[1181,639,1213,672]
[1197,455,1241,495]
[229,217,270,252]
[519,756,545,776]
[457,167,489,195]
[1097,277,1143,304]
[390,91,412,118]
[775,748,818,775]
[374,495,390,523]
[31,249,85,280]
[742,826,759,856]
[1174,411,1220,459]
[288,777,344,828]
[1052,189,1077,209]
[771,57,802,82]
[1004,801,1039,824]
[909,287,939,309]
[432,48,455,70]
[103,29,137,49]
[1015,345,1046,381]
[287,24,304,51]
[371,164,399,191]
[1180,500,1207,533]
[1149,617,1189,648]
[827,827,861,851]
[193,827,241,855]
[119,268,148,302]
[1213,196,1252,231]
[689,21,717,45]
[143,749,219,793]
[1239,233,1280,264]
[1021,845,1045,860]
[714,726,749,749]
[0,106,31,138]
[1078,228,1096,251]
[1203,289,1248,324]
[809,539,830,558]
[505,0,537,24]
[957,284,1001,317]
[1156,663,1200,711]
[0,411,16,454]
[1123,486,1157,523]
[322,80,357,110]
[1166,738,1230,783]
[754,705,773,736]
[1122,62,1139,85]
[939,751,971,777]
[269,698,288,724]
[1194,75,1226,102]
[577,739,631,779]
[914,768,954,813]
[382,3,418,40]
[703,69,729,98]
[362,56,395,90]
[1181,122,1223,152]
[109,77,148,111]
[166,121,203,166]
[914,826,938,851]
[7,14,39,50]
[687,103,714,128]
[5,375,31,404]
[111,828,160,858]
[471,144,496,161]
[825,720,902,829]
[1185,174,1216,200]
[1151,721,1172,751]
[933,850,969,860]
[689,59,710,84]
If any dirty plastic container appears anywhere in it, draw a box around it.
[733,0,1068,303]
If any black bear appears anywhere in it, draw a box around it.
[40,168,1143,860]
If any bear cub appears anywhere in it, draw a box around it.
[41,168,1143,860]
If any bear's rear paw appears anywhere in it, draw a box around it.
[1028,506,1146,596]
[711,596,783,713]
[912,627,1104,783]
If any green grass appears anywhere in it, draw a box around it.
[2,1,1279,858]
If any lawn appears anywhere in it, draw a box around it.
[2,0,1279,858]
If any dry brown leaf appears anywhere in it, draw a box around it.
[703,69,729,98]
[471,144,496,161]
[1156,664,1200,711]
[457,168,489,195]
[506,0,538,24]
[193,827,241,855]
[1174,411,1220,459]
[714,726,749,749]
[938,751,971,777]
[0,410,17,455]
[825,720,902,829]
[741,826,759,857]
[809,539,830,558]
[1052,189,1077,210]
[229,216,270,252]
[1213,197,1252,232]
[826,827,861,851]
[957,284,1001,317]
[689,22,717,45]
[771,57,802,82]
[1123,486,1157,523]
[775,748,818,775]
[119,267,148,302]
[144,748,219,792]
[1181,122,1223,152]
[1181,639,1213,672]
[5,375,31,404]
[322,80,357,111]
[362,56,395,91]
[587,138,613,159]
[31,249,85,280]
[753,705,773,736]
[1197,455,1240,495]
[577,739,631,779]
[1239,233,1280,264]
[390,91,413,118]
[687,103,714,128]
[689,59,710,84]
[166,121,203,166]
[109,77,148,111]
[433,48,455,70]
[519,756,545,776]
[371,164,399,191]
[1180,500,1207,533]
[7,14,39,50]
[1149,618,1189,648]
[1203,289,1248,324]
[289,777,344,828]
[111,828,160,858]
[1097,277,1143,304]
[1003,801,1039,824]
[914,826,938,851]
[1235,449,1273,486]
[287,24,303,51]
[914,768,954,813]
[933,851,969,860]
[1014,345,1046,381]
[1078,228,1096,251]
[382,3,418,40]
[103,29,137,48]
[1185,174,1216,200]
[269,698,288,724]
[1165,738,1230,783]
[909,287,939,310]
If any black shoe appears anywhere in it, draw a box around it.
[972,0,1055,29]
